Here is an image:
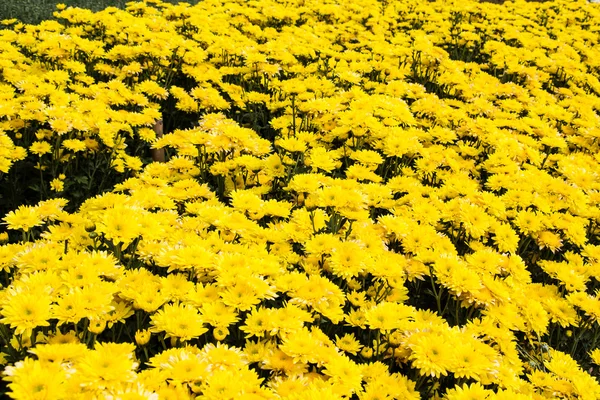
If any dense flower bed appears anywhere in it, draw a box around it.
[2,0,600,398]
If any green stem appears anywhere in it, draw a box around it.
[571,320,590,356]
[429,265,443,315]
[291,95,296,137]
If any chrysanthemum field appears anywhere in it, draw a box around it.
[2,0,600,398]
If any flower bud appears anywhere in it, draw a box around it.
[213,327,229,341]
[135,330,151,346]
[85,222,96,232]
[220,229,236,242]
[88,319,106,335]
[361,347,373,359]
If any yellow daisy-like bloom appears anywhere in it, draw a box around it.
[29,342,88,364]
[590,348,600,366]
[29,141,52,156]
[306,147,342,173]
[2,206,44,232]
[408,333,455,378]
[62,139,87,153]
[444,382,494,400]
[77,342,139,389]
[535,230,563,253]
[365,301,415,332]
[98,205,143,247]
[0,290,52,337]
[452,340,498,381]
[150,303,208,342]
[279,327,332,365]
[4,358,68,400]
[329,241,367,279]
[492,222,520,254]
[335,333,362,355]
[49,178,64,192]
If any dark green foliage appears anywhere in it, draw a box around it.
[0,0,200,24]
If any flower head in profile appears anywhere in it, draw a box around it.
[2,206,44,232]
[62,139,87,153]
[29,141,52,156]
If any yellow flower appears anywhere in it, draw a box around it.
[322,355,363,396]
[200,301,239,328]
[240,307,272,339]
[98,206,142,247]
[84,138,99,151]
[365,302,415,332]
[29,342,88,364]
[150,303,208,341]
[0,291,52,338]
[444,382,494,400]
[4,358,68,400]
[492,222,520,253]
[276,136,307,153]
[535,230,563,253]
[329,241,367,279]
[78,342,139,388]
[88,318,107,334]
[408,333,454,378]
[50,178,64,192]
[2,205,44,232]
[213,326,229,341]
[135,329,151,346]
[361,347,374,359]
[335,333,362,355]
[29,141,52,156]
[346,164,382,182]
[514,210,543,235]
[306,147,341,173]
[590,348,600,366]
[279,327,332,365]
[452,341,498,381]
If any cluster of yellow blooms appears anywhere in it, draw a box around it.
[2,0,600,398]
